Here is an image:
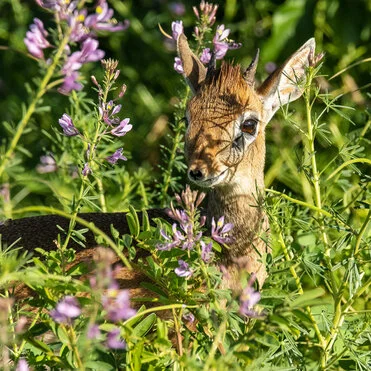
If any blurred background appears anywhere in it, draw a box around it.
[0,0,370,207]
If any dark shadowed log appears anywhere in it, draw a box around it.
[0,209,171,252]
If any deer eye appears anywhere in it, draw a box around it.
[241,119,258,136]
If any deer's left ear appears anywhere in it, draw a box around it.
[257,38,316,123]
[177,33,207,94]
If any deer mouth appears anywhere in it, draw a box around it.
[193,168,229,188]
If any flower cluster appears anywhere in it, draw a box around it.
[157,185,205,251]
[48,248,136,351]
[56,59,132,175]
[89,248,136,349]
[25,0,129,94]
[24,18,50,59]
[156,186,234,278]
[50,296,81,324]
[193,1,218,27]
[171,1,241,75]
[175,260,193,278]
[211,216,234,245]
[199,25,242,64]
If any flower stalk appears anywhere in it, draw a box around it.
[0,29,72,179]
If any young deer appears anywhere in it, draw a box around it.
[177,33,317,288]
[0,36,317,290]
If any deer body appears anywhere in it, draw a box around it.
[0,35,318,290]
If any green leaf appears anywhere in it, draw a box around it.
[84,361,115,370]
[142,209,151,232]
[289,287,326,308]
[126,205,140,237]
[122,234,133,249]
[132,313,157,338]
[297,232,316,246]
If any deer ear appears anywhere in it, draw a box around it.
[177,33,207,94]
[257,38,316,123]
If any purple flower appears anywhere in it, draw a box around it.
[157,224,183,251]
[107,148,127,164]
[102,289,136,322]
[87,324,101,339]
[210,24,241,60]
[214,25,230,42]
[63,38,105,74]
[239,274,261,317]
[24,18,51,59]
[106,328,126,349]
[213,41,229,60]
[35,0,58,9]
[201,241,213,262]
[36,154,57,174]
[175,260,192,278]
[211,216,234,245]
[111,118,132,137]
[59,71,83,95]
[50,296,81,324]
[166,207,189,226]
[169,3,186,16]
[82,163,92,176]
[99,100,122,125]
[69,10,89,42]
[171,20,183,40]
[16,359,29,371]
[183,312,195,323]
[58,113,79,136]
[85,1,129,32]
[200,48,212,64]
[174,57,184,74]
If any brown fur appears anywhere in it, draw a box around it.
[185,63,270,288]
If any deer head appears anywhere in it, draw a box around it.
[177,34,316,193]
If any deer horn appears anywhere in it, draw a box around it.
[206,50,217,80]
[243,48,260,86]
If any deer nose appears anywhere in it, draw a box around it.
[188,168,205,181]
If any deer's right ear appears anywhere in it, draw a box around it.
[177,34,207,94]
[257,38,316,123]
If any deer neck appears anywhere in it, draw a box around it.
[207,132,268,259]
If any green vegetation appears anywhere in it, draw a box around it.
[0,1,370,369]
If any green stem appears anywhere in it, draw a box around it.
[0,30,71,178]
[354,208,371,256]
[123,303,197,326]
[172,307,183,356]
[96,177,107,212]
[278,232,325,350]
[304,69,339,369]
[326,158,371,181]
[65,325,84,370]
[160,115,187,206]
[266,189,332,218]
[203,318,227,371]
[138,180,148,208]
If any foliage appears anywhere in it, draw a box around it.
[0,0,370,370]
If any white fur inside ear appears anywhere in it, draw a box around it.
[260,38,316,124]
